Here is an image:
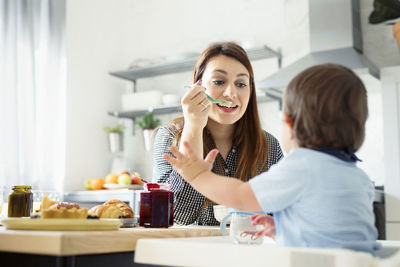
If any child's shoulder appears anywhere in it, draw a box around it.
[285,147,322,160]
[268,148,314,177]
[285,148,370,181]
[282,148,357,173]
[288,147,355,162]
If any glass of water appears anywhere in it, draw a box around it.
[229,211,264,245]
[32,191,61,212]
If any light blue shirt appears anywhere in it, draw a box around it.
[249,148,379,254]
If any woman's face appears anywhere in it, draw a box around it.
[201,55,251,125]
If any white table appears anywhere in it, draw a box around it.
[135,236,377,267]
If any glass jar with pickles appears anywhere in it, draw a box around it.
[8,186,33,217]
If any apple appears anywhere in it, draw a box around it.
[130,174,142,185]
[118,174,132,185]
[84,179,91,190]
[105,173,119,184]
[119,170,130,175]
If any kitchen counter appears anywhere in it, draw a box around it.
[0,225,222,267]
[0,225,221,256]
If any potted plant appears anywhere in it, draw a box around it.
[104,125,124,153]
[137,112,161,151]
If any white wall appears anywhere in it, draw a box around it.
[358,75,384,186]
[64,0,386,192]
[381,66,400,239]
[65,0,298,191]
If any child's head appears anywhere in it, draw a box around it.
[283,64,368,152]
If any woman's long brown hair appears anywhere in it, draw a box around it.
[170,42,268,181]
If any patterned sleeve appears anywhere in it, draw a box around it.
[264,131,284,169]
[152,126,205,225]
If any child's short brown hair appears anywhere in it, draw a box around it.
[283,64,368,151]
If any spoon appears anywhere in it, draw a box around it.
[183,85,233,106]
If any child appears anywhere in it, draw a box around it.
[163,64,379,254]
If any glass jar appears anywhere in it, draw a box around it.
[8,186,33,217]
[139,183,174,228]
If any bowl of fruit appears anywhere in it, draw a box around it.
[84,170,148,190]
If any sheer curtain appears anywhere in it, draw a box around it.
[0,0,66,192]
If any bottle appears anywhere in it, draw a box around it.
[139,183,174,228]
[8,186,33,217]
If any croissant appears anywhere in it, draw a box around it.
[89,200,134,218]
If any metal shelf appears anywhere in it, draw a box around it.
[108,105,182,119]
[108,95,276,120]
[109,45,280,81]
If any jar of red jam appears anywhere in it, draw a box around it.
[139,183,174,228]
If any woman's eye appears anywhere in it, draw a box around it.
[236,82,248,88]
[212,80,224,86]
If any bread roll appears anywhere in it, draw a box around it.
[88,200,134,218]
[104,199,134,218]
[88,204,123,218]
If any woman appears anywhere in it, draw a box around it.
[153,42,283,225]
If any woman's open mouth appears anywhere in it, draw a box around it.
[216,103,239,113]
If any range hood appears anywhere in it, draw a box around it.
[257,0,379,93]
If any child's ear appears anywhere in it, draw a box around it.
[283,114,293,129]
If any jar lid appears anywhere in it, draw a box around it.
[145,183,171,191]
[12,185,32,190]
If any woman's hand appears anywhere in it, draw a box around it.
[251,214,276,240]
[163,141,219,182]
[181,80,211,131]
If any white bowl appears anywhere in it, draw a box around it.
[213,205,231,223]
[162,94,180,105]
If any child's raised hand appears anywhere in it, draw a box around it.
[251,214,276,240]
[163,141,219,182]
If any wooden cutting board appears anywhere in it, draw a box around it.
[0,225,223,256]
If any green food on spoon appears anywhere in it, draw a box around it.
[184,85,233,106]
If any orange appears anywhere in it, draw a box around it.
[89,177,105,190]
[105,173,118,184]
